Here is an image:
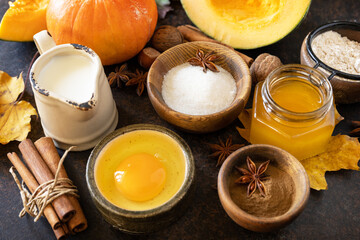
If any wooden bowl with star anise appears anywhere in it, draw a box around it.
[147,41,251,133]
[218,144,310,232]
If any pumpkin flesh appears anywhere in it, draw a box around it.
[181,0,311,49]
[46,0,158,65]
[0,0,49,42]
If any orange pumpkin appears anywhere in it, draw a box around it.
[46,0,158,65]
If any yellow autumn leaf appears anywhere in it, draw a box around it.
[0,71,37,144]
[236,109,251,142]
[334,106,344,125]
[301,135,360,190]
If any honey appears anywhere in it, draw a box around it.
[250,64,335,160]
[95,130,186,211]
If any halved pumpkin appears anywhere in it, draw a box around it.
[0,0,48,42]
[181,0,311,49]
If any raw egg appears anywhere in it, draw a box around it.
[94,129,186,211]
[114,153,166,202]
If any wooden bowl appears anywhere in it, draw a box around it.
[86,124,195,233]
[147,41,251,133]
[218,144,310,232]
[301,21,360,103]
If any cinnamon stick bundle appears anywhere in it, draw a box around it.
[61,223,70,236]
[7,152,66,240]
[177,25,254,67]
[35,137,88,233]
[54,226,67,240]
[18,139,76,222]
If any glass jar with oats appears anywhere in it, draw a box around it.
[249,64,335,160]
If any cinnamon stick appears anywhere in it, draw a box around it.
[54,226,67,240]
[177,25,254,67]
[61,223,70,236]
[138,47,161,69]
[18,139,76,222]
[35,137,88,233]
[7,152,62,233]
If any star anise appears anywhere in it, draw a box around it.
[187,49,219,73]
[235,156,270,197]
[107,63,133,88]
[208,136,244,167]
[125,69,148,96]
[350,120,360,136]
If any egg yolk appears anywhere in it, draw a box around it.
[114,153,166,202]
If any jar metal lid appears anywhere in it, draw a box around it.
[306,21,360,80]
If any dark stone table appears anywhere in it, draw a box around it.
[0,1,359,239]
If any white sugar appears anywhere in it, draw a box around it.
[162,63,236,115]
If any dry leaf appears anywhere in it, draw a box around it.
[334,106,344,125]
[0,71,37,144]
[301,135,360,190]
[236,109,251,142]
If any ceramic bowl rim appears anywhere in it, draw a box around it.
[218,144,310,225]
[147,41,252,119]
[86,123,195,218]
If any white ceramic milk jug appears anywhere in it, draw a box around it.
[30,30,118,151]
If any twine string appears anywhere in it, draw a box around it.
[9,146,79,222]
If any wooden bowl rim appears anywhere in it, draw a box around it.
[218,144,310,225]
[147,41,251,120]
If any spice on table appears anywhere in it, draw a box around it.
[125,69,148,96]
[7,153,66,239]
[162,62,236,115]
[350,120,360,136]
[187,49,219,73]
[35,137,87,233]
[107,63,133,88]
[138,47,161,69]
[18,139,76,222]
[250,53,283,85]
[150,25,184,52]
[208,136,244,167]
[7,137,88,239]
[235,157,270,197]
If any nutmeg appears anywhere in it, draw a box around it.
[151,25,184,52]
[250,53,283,85]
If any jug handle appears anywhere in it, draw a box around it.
[33,30,57,55]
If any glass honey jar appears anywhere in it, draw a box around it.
[250,64,335,160]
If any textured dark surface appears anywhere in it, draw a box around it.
[0,1,360,239]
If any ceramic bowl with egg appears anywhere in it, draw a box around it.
[86,124,195,233]
[301,21,360,103]
[218,144,310,232]
[147,41,252,133]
